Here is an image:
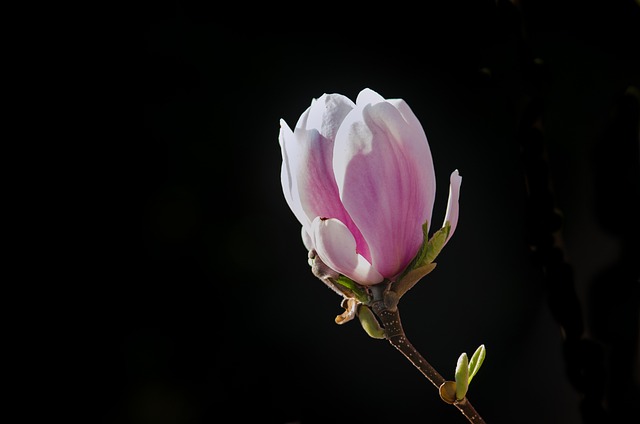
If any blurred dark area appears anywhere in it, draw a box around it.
[106,0,639,423]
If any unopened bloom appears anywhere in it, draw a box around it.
[279,88,461,286]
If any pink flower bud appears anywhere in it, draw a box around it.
[279,88,461,286]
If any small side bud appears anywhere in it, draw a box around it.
[357,304,385,339]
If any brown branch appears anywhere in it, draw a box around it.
[369,287,486,424]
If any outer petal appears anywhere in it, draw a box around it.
[355,88,385,105]
[358,90,435,224]
[292,94,354,228]
[333,92,434,278]
[281,94,371,259]
[301,226,314,251]
[279,94,354,239]
[387,97,436,232]
[442,169,462,246]
[301,93,354,142]
[312,217,383,286]
[279,119,310,231]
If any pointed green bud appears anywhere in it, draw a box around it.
[357,304,385,339]
[468,344,486,383]
[455,352,469,400]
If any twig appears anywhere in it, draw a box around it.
[369,285,486,424]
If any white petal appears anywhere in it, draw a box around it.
[279,119,310,232]
[356,88,386,106]
[301,226,314,251]
[311,217,383,286]
[305,93,355,141]
[442,169,462,246]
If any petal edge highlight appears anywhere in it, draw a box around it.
[442,169,462,246]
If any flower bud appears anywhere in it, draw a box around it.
[279,88,461,286]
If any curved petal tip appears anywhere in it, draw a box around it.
[443,169,462,245]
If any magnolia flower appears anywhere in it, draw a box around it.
[279,88,461,286]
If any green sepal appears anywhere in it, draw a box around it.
[424,220,451,265]
[336,275,370,304]
[357,304,385,339]
[393,220,451,297]
[455,352,469,400]
[468,344,486,383]
[392,262,437,298]
[405,220,431,273]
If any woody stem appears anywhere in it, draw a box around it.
[368,285,486,424]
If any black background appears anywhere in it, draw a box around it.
[111,1,639,423]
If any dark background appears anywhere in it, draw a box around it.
[110,1,638,423]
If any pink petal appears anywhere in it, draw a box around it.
[312,217,383,286]
[333,95,434,278]
[286,94,371,259]
[387,97,436,232]
[279,95,354,239]
[292,124,346,225]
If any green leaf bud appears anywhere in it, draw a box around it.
[357,304,385,339]
[468,344,486,383]
[455,352,469,400]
